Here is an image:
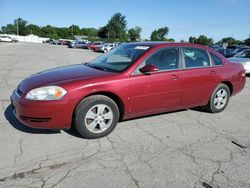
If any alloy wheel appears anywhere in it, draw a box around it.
[214,88,228,109]
[84,104,113,133]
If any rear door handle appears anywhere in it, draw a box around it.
[210,70,217,75]
[170,74,179,80]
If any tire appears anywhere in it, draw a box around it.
[74,95,119,139]
[205,83,230,113]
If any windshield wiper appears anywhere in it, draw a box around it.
[84,63,118,72]
[86,64,108,71]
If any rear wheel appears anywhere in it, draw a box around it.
[205,84,230,113]
[74,95,119,139]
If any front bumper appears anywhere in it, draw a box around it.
[11,90,74,129]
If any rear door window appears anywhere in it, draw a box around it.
[183,48,210,68]
[210,53,223,66]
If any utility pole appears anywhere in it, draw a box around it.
[16,20,19,36]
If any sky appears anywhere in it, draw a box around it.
[0,0,250,41]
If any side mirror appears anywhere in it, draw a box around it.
[139,64,159,74]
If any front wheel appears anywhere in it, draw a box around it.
[74,95,119,139]
[205,84,230,113]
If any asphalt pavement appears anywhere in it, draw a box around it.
[0,42,250,188]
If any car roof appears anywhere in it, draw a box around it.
[242,46,250,49]
[242,49,250,52]
[128,42,209,48]
[127,42,226,60]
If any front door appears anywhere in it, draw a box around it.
[128,47,182,116]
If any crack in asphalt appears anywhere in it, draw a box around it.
[14,137,24,166]
[120,156,140,188]
[50,166,79,188]
[1,99,10,111]
[135,121,169,147]
[0,162,68,183]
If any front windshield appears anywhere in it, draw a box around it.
[87,43,151,72]
[235,50,250,58]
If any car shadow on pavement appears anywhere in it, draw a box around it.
[190,106,209,113]
[4,103,209,138]
[64,127,83,138]
[4,105,60,134]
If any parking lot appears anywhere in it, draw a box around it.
[0,42,250,188]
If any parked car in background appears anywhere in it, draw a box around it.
[113,42,121,47]
[68,40,76,47]
[81,39,90,44]
[216,48,235,58]
[55,40,70,45]
[88,41,104,50]
[99,43,116,53]
[43,39,56,44]
[68,41,89,49]
[228,49,250,75]
[231,46,250,56]
[92,44,105,52]
[52,40,61,45]
[209,45,221,50]
[56,40,63,45]
[11,42,246,139]
[12,37,18,43]
[0,35,18,42]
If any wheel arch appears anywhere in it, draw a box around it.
[73,91,125,124]
[221,81,233,96]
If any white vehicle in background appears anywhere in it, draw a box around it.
[100,43,116,53]
[0,35,18,42]
[228,49,250,75]
[81,39,89,43]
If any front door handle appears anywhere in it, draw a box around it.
[170,74,179,80]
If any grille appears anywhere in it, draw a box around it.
[16,88,23,96]
[21,116,51,123]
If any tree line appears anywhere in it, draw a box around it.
[0,13,170,42]
[1,12,249,46]
[188,35,250,46]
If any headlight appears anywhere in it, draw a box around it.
[25,86,67,100]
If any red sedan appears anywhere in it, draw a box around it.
[88,42,103,50]
[11,43,246,138]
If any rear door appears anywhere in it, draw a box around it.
[180,47,216,107]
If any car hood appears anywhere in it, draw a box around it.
[227,57,250,63]
[18,64,114,94]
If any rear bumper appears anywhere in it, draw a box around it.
[244,64,250,74]
[11,90,74,129]
[231,72,246,96]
